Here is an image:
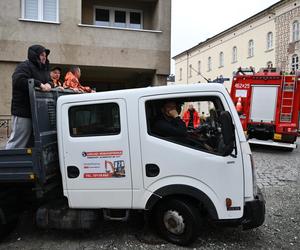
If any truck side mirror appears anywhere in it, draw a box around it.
[218,111,235,157]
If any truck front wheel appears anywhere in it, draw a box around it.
[154,198,201,246]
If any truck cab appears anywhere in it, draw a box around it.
[1,82,265,246]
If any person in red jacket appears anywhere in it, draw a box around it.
[183,104,200,129]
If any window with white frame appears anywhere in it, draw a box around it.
[219,52,224,67]
[267,61,273,68]
[267,32,273,50]
[292,54,299,72]
[198,61,201,75]
[232,46,237,63]
[22,0,58,22]
[94,7,143,29]
[207,57,212,71]
[292,21,299,42]
[248,39,254,57]
[189,64,192,78]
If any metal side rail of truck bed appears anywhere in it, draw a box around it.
[0,149,35,182]
[0,80,75,191]
[248,138,297,149]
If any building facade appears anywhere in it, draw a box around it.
[0,0,171,117]
[173,0,300,90]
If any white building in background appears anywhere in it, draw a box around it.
[173,0,300,90]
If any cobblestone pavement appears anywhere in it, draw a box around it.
[252,138,300,189]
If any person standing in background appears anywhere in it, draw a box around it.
[183,104,200,129]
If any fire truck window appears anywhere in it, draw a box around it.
[69,103,120,137]
[146,97,230,156]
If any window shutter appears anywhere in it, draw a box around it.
[43,0,57,22]
[24,0,38,20]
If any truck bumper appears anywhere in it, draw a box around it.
[248,138,297,149]
[242,190,265,230]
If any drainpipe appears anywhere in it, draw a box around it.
[187,51,189,84]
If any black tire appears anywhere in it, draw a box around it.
[0,208,19,240]
[154,198,201,246]
[0,189,21,240]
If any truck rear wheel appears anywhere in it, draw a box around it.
[154,198,201,246]
[0,208,19,239]
[0,189,21,240]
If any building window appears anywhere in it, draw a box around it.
[248,39,254,57]
[115,10,126,28]
[95,8,110,26]
[219,52,224,67]
[198,61,201,75]
[94,7,143,29]
[179,68,182,81]
[22,0,58,22]
[267,61,273,68]
[189,64,192,78]
[292,54,299,72]
[267,32,273,50]
[232,46,237,63]
[207,57,212,71]
[69,103,121,137]
[129,12,142,29]
[292,21,299,42]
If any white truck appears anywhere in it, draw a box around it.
[0,81,265,246]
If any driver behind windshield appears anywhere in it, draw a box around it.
[153,101,187,138]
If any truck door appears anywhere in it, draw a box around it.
[61,99,132,208]
[139,93,245,219]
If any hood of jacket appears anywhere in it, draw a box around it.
[27,44,50,69]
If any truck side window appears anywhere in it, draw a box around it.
[146,96,231,156]
[68,103,120,137]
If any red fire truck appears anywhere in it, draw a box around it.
[230,68,300,150]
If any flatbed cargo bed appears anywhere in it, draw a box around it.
[0,81,75,188]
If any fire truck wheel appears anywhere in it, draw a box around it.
[154,198,201,246]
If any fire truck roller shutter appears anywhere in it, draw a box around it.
[250,86,279,123]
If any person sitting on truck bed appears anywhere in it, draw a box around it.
[5,45,52,149]
[153,101,187,138]
[63,66,95,93]
[49,66,64,91]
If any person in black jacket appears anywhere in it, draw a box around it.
[153,101,187,138]
[6,45,52,149]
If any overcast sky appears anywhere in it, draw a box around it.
[171,0,279,73]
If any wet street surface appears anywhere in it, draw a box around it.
[0,139,299,249]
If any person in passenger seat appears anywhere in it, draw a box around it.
[153,101,187,137]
